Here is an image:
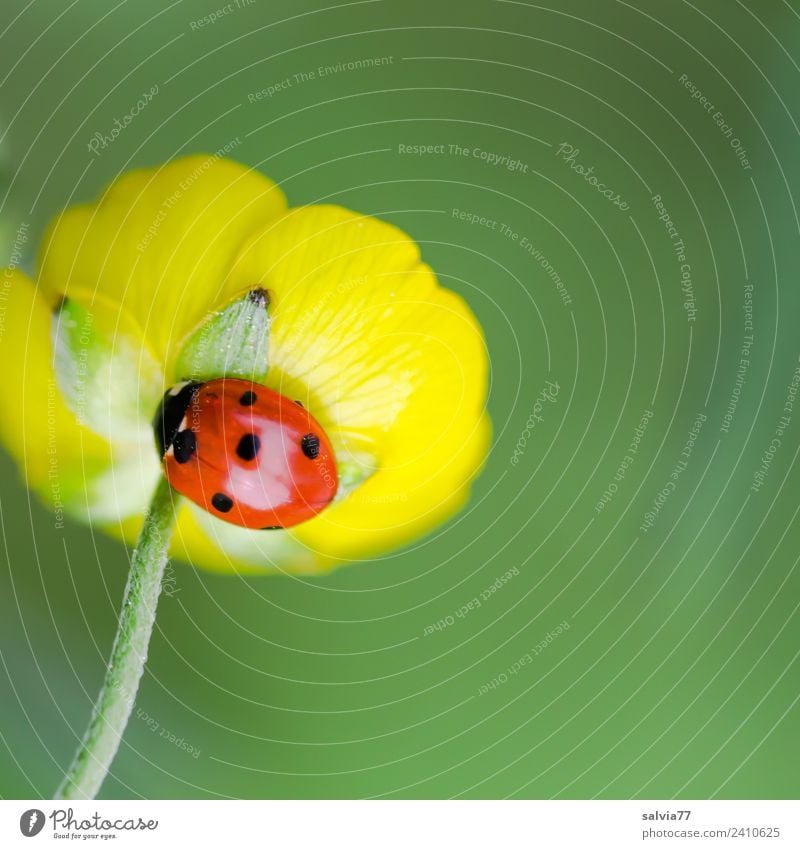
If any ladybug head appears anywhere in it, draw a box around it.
[152,380,204,459]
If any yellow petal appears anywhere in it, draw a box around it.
[0,269,112,516]
[110,503,320,576]
[105,205,490,573]
[23,159,489,574]
[225,205,491,568]
[37,156,287,372]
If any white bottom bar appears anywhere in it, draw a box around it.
[2,800,796,848]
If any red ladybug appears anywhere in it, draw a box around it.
[153,378,338,529]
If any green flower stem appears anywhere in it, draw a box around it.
[54,476,179,800]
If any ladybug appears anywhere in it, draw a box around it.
[153,378,338,529]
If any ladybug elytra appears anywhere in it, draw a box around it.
[153,378,338,529]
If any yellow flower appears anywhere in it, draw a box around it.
[0,156,490,574]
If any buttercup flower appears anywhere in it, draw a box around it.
[1,156,490,575]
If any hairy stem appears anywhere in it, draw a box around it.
[54,476,178,800]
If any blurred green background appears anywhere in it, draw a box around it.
[1,0,799,799]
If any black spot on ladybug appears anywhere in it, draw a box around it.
[261,525,282,530]
[247,288,271,308]
[153,381,203,458]
[236,433,261,461]
[240,391,257,406]
[211,492,233,513]
[173,429,197,464]
[301,433,320,459]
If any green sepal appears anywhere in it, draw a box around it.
[174,288,271,383]
[51,297,163,443]
[330,442,378,502]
